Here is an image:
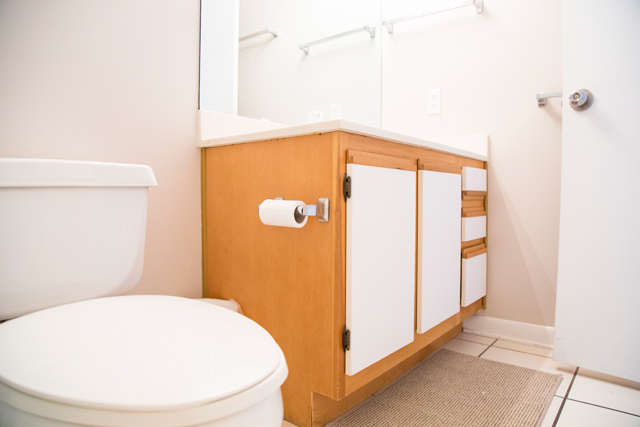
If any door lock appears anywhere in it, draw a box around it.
[569,89,594,111]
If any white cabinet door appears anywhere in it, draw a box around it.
[417,170,461,334]
[346,163,416,375]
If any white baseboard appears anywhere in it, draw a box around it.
[463,315,555,349]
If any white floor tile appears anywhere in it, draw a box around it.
[481,347,576,397]
[455,332,496,345]
[442,338,488,356]
[556,400,640,427]
[568,368,640,417]
[282,421,297,427]
[493,339,553,358]
[540,396,564,427]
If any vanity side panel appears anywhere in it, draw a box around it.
[204,134,339,427]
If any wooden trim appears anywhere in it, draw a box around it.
[343,299,482,395]
[342,133,485,171]
[346,149,417,171]
[418,159,461,174]
[463,247,488,259]
[462,210,487,218]
[312,326,461,427]
[462,243,485,257]
[462,193,485,201]
[313,299,483,426]
[332,132,348,401]
[463,190,487,197]
[463,206,485,213]
[462,238,485,250]
[200,148,208,298]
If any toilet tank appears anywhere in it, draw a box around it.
[0,159,158,321]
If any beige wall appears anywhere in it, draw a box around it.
[0,1,203,298]
[381,0,562,327]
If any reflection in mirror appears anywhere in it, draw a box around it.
[201,0,382,126]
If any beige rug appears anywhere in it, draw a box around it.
[328,349,562,427]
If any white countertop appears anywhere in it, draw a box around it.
[198,117,488,161]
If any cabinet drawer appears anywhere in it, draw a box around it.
[462,167,487,192]
[461,251,487,307]
[462,216,486,242]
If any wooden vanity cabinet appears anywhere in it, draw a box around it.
[202,131,486,427]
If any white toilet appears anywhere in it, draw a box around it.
[0,158,287,427]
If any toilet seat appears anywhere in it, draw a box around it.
[0,296,288,426]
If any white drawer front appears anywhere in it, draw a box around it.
[462,167,487,192]
[462,252,487,307]
[462,216,487,242]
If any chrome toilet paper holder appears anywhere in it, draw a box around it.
[259,197,330,223]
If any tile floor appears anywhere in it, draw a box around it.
[282,331,640,426]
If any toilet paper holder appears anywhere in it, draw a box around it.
[259,197,330,223]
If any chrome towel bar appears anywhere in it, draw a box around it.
[299,26,376,55]
[383,0,483,34]
[536,91,563,107]
[239,27,279,42]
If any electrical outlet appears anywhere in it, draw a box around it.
[331,102,342,119]
[427,89,441,115]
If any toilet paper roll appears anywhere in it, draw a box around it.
[259,199,308,228]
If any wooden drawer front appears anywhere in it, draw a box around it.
[462,216,486,242]
[461,252,487,307]
[462,166,487,192]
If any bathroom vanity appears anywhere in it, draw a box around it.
[199,120,488,427]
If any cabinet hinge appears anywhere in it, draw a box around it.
[342,325,351,351]
[343,173,351,202]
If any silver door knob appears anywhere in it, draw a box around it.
[569,89,594,111]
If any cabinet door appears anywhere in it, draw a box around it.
[417,170,461,334]
[346,163,416,376]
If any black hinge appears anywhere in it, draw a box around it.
[342,325,351,351]
[343,173,351,202]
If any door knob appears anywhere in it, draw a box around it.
[569,89,594,111]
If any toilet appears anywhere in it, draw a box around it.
[0,158,287,427]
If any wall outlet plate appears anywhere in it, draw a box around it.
[427,89,441,115]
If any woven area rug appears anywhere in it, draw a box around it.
[328,349,562,427]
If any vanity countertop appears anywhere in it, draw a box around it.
[197,118,488,161]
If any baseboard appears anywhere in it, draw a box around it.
[463,315,555,349]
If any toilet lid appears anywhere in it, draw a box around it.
[0,295,283,411]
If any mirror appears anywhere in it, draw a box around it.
[200,0,382,127]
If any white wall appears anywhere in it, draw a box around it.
[237,0,562,327]
[0,0,203,298]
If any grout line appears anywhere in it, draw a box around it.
[552,366,579,427]
[477,338,498,358]
[490,345,553,359]
[564,398,640,418]
[455,336,496,346]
